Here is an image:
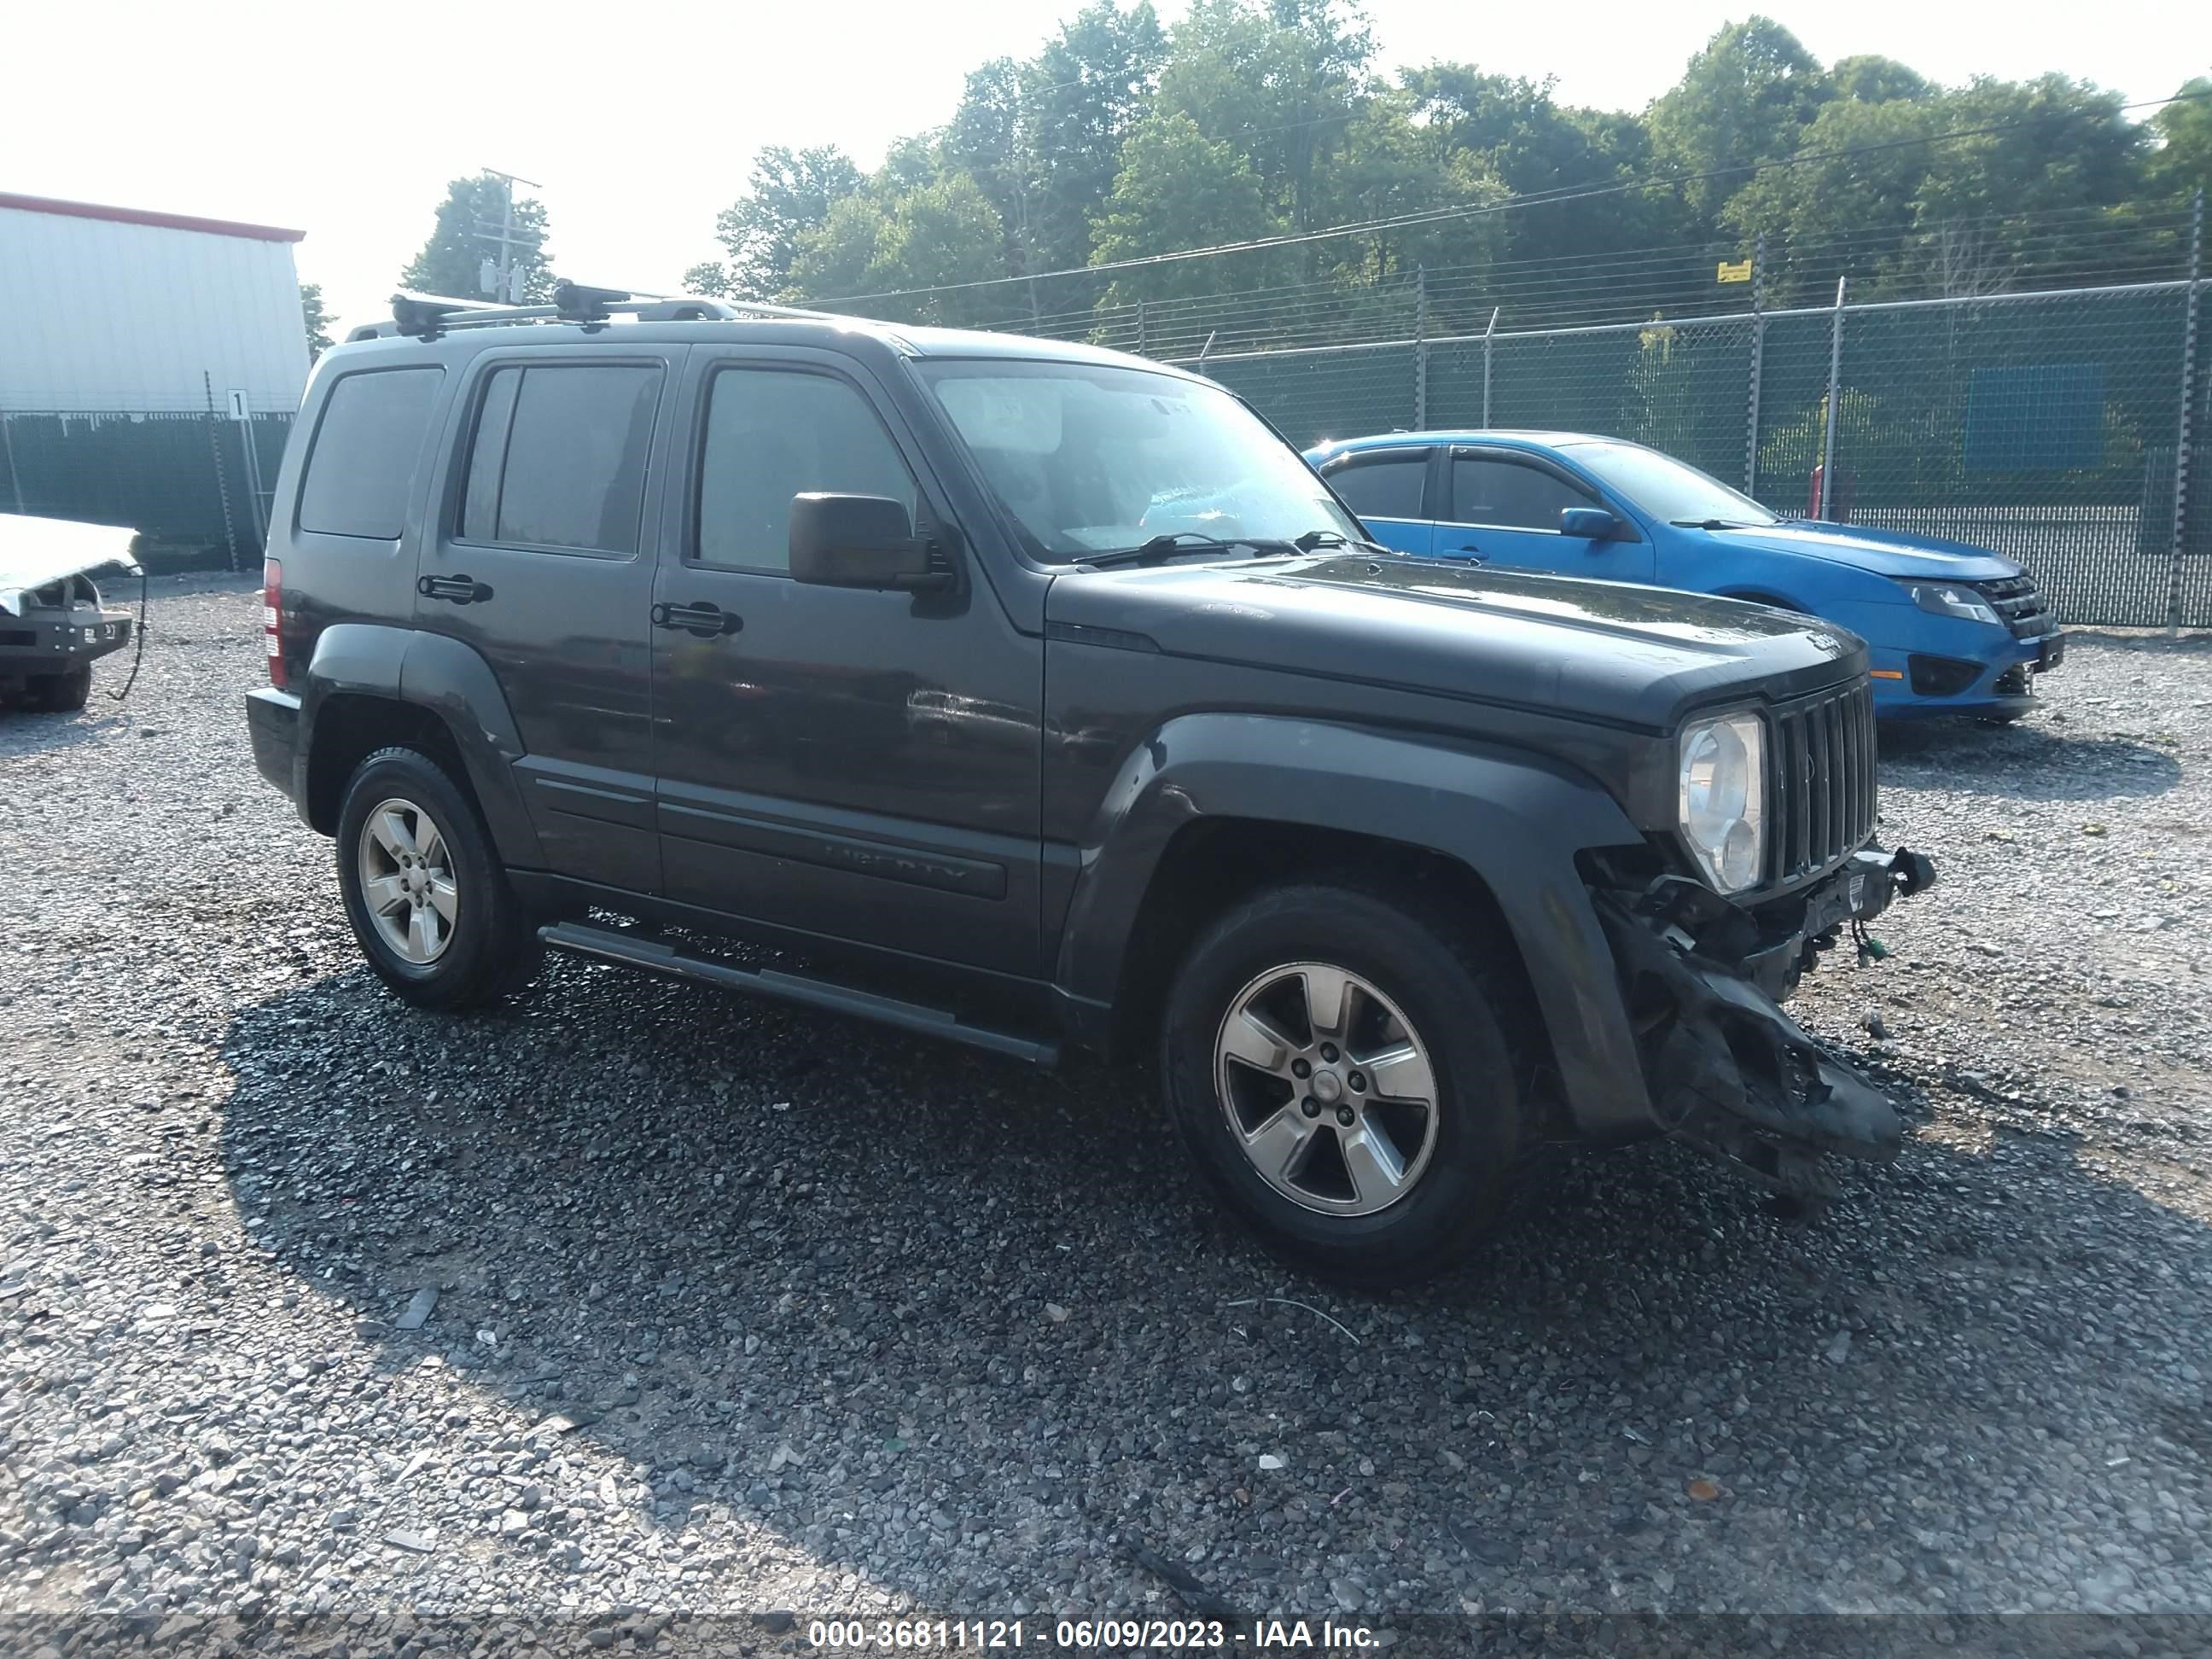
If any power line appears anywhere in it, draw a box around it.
[814,87,2212,307]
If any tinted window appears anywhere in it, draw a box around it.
[297,368,443,539]
[460,368,521,539]
[697,370,917,572]
[1326,453,1428,521]
[464,364,661,554]
[1449,456,1598,531]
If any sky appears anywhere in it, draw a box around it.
[9,0,2209,335]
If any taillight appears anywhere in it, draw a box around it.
[263,558,286,689]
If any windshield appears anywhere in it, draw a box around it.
[916,359,1362,560]
[1560,440,1779,527]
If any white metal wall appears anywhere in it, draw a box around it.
[0,205,311,415]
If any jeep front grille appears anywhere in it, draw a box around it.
[1773,681,1877,886]
[1973,575,2052,639]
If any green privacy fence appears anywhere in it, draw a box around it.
[0,409,293,568]
[1185,278,2210,628]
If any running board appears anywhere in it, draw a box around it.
[536,921,1061,1067]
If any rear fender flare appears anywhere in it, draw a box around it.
[302,625,542,865]
[1055,713,1656,1137]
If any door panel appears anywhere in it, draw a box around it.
[416,352,674,892]
[651,352,1045,977]
[1438,450,1655,582]
[1318,448,1434,556]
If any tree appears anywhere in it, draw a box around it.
[689,145,864,300]
[949,56,1034,277]
[1155,0,1375,242]
[1307,90,1505,288]
[1646,17,1832,225]
[2150,78,2212,199]
[1020,2,1168,275]
[1727,71,2149,301]
[300,282,333,359]
[1400,66,1696,266]
[1916,75,2146,227]
[1722,94,1941,251]
[399,174,555,302]
[1831,55,1932,106]
[1091,111,1278,305]
[788,172,1010,325]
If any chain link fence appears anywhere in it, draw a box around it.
[1183,274,2209,628]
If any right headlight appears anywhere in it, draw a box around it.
[1678,712,1767,894]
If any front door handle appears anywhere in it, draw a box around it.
[1452,544,1487,562]
[651,600,744,637]
[418,573,494,603]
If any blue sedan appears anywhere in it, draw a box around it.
[1303,430,2065,719]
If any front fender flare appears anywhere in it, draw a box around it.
[1055,713,1656,1138]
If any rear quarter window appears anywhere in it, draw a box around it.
[296,367,445,540]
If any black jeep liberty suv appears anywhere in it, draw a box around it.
[245,282,1933,1284]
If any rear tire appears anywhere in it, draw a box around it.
[335,746,541,1010]
[1159,881,1525,1286]
[29,665,92,713]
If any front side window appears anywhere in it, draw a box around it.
[917,359,1359,559]
[1449,455,1599,532]
[461,364,661,554]
[1324,452,1429,521]
[696,370,919,572]
[297,367,443,540]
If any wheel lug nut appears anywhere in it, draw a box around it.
[1301,1097,1320,1118]
[1318,1043,1339,1063]
[1291,1058,1311,1080]
[1347,1071,1366,1092]
[1336,1105,1355,1127]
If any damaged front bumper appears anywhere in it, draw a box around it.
[1600,846,1936,1211]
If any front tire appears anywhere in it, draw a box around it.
[29,664,92,713]
[1159,882,1525,1286]
[335,747,540,1010]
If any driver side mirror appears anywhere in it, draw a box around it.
[1559,506,1625,542]
[789,493,949,591]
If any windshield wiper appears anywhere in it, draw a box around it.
[1670,517,1765,531]
[1083,533,1299,568]
[1293,529,1397,556]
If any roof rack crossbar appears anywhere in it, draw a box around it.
[359,283,847,341]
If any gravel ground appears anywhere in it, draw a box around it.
[3,576,2210,1644]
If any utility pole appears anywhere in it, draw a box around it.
[475,168,543,302]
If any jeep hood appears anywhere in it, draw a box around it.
[1694,520,2020,580]
[1046,554,1865,730]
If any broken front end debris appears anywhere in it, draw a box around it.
[1604,846,1937,1214]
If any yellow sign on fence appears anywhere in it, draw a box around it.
[1716,259,1754,284]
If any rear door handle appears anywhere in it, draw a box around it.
[417,573,493,603]
[651,600,743,637]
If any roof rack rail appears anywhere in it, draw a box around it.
[345,282,845,342]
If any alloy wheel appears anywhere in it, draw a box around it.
[1213,961,1440,1217]
[357,796,458,964]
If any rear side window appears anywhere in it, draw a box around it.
[461,364,661,554]
[696,369,917,573]
[1450,455,1598,531]
[297,368,443,539]
[1325,451,1428,521]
